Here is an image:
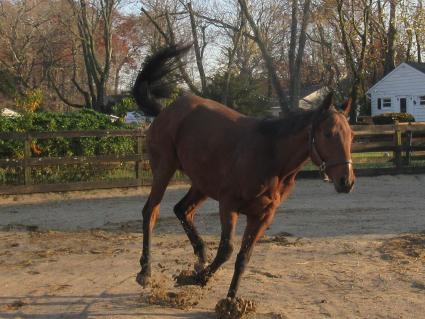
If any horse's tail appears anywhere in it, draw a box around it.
[132,43,192,117]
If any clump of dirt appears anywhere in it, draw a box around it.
[380,232,425,263]
[2,300,26,311]
[259,232,303,247]
[141,280,199,310]
[173,268,213,287]
[215,297,257,319]
[173,269,200,286]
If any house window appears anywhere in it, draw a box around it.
[377,98,382,110]
[383,98,392,108]
[419,96,425,106]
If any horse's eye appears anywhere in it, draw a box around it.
[324,132,332,138]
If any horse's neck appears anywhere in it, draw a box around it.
[274,127,310,180]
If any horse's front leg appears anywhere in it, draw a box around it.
[196,204,239,285]
[227,207,276,298]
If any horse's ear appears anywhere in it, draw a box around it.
[341,97,352,117]
[319,91,334,112]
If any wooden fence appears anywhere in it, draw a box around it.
[0,129,150,195]
[1,122,425,195]
[351,122,425,165]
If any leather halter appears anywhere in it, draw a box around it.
[309,127,353,182]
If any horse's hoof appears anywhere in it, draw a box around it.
[194,261,208,273]
[136,272,151,287]
[195,270,211,286]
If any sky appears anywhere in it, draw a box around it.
[119,0,141,15]
[117,0,228,85]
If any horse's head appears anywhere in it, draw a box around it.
[310,92,355,193]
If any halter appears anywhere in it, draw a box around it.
[308,127,353,182]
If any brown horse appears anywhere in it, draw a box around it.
[132,44,355,299]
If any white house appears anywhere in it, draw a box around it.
[367,62,425,121]
[268,86,328,117]
[0,108,20,117]
[124,111,153,125]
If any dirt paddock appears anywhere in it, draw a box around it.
[0,175,425,318]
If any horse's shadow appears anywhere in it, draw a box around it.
[0,292,215,319]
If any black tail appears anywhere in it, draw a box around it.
[132,43,192,117]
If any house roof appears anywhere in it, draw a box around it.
[406,62,425,74]
[367,62,425,94]
[299,87,329,110]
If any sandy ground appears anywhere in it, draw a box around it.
[0,175,425,318]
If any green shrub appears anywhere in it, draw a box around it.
[0,109,139,184]
[15,88,43,112]
[111,97,137,119]
[372,113,415,125]
[0,109,138,158]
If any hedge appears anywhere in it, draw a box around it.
[372,112,415,125]
[0,109,139,185]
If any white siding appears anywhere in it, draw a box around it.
[371,96,398,116]
[413,97,425,121]
[368,63,425,121]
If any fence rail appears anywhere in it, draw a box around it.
[352,122,425,168]
[1,122,425,195]
[0,129,150,194]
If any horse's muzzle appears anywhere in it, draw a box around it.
[334,176,354,193]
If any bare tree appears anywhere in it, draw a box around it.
[50,0,122,112]
[335,0,372,121]
[288,0,311,109]
[140,0,208,96]
[383,0,396,74]
[237,0,290,113]
[187,1,207,93]
[0,0,51,90]
[222,9,245,104]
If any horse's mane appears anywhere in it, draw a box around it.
[257,106,342,139]
[257,108,317,138]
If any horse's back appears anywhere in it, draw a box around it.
[149,94,251,145]
[147,94,257,198]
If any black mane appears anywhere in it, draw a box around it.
[257,106,341,138]
[257,108,317,138]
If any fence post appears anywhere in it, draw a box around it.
[393,120,402,169]
[24,133,32,185]
[405,130,412,166]
[135,131,144,186]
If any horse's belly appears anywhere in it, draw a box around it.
[177,153,223,200]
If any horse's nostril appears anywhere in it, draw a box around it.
[339,176,351,189]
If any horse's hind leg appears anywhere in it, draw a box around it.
[174,187,208,270]
[136,164,176,287]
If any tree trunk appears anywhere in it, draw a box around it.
[290,0,311,109]
[238,0,290,114]
[406,29,413,62]
[188,2,207,93]
[142,7,202,96]
[336,0,371,123]
[288,0,298,109]
[223,13,244,105]
[384,0,396,75]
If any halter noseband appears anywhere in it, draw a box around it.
[309,128,353,182]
